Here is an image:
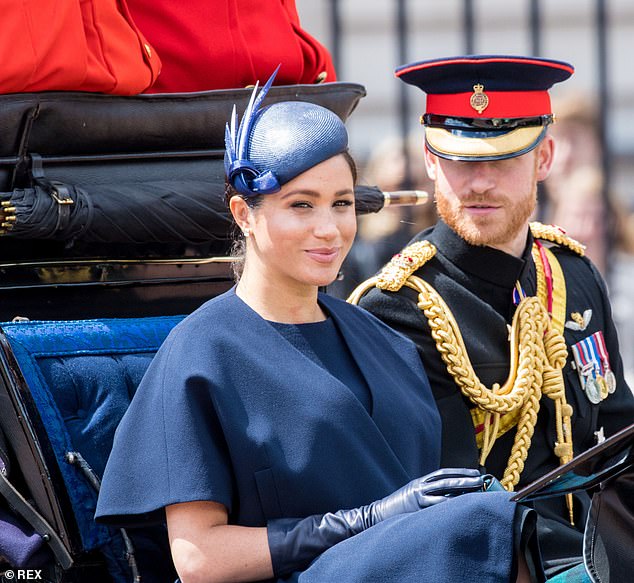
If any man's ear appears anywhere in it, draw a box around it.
[229,195,251,232]
[423,142,438,181]
[536,134,555,182]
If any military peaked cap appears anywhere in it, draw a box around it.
[396,55,574,161]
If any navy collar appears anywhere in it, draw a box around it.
[421,220,534,290]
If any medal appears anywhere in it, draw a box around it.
[592,330,616,395]
[597,376,609,400]
[584,377,602,404]
[571,332,614,404]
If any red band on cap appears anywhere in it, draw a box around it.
[426,90,551,118]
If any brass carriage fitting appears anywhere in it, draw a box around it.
[51,189,74,205]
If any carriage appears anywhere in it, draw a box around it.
[0,82,631,583]
[0,82,367,582]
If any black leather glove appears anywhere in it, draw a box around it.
[268,468,486,577]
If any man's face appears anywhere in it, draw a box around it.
[424,136,554,256]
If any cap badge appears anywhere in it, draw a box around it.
[470,83,489,114]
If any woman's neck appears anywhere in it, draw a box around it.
[235,270,325,324]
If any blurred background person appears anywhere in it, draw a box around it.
[540,95,634,388]
[540,95,608,273]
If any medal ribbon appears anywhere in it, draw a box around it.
[592,331,610,374]
[576,334,603,378]
[571,341,591,377]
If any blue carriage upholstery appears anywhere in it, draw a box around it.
[0,316,598,583]
[0,315,184,580]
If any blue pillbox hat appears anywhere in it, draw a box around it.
[224,69,348,196]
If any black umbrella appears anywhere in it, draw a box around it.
[0,180,231,244]
[0,182,428,244]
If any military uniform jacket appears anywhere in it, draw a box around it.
[358,220,634,573]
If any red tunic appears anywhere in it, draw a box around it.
[127,0,337,93]
[0,0,160,95]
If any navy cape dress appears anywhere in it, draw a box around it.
[96,288,522,582]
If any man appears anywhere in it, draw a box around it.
[352,55,634,577]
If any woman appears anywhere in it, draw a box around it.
[96,73,539,582]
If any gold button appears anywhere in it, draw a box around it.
[316,71,328,83]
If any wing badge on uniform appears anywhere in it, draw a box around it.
[565,309,592,331]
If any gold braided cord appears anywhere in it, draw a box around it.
[530,222,585,257]
[376,241,437,292]
[348,236,576,518]
[532,246,574,465]
[347,276,382,305]
[533,245,576,523]
[407,252,574,519]
[405,276,537,412]
[347,242,437,305]
[407,275,559,490]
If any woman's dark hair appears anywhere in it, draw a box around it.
[226,150,357,281]
[342,150,358,184]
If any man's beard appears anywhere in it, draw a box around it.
[434,184,537,249]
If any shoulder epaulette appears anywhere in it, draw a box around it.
[529,222,585,257]
[376,240,437,292]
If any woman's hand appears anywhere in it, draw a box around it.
[365,467,486,524]
[166,469,487,581]
[269,468,487,577]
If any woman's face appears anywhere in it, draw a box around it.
[236,154,356,291]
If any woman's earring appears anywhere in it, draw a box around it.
[243,228,250,238]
